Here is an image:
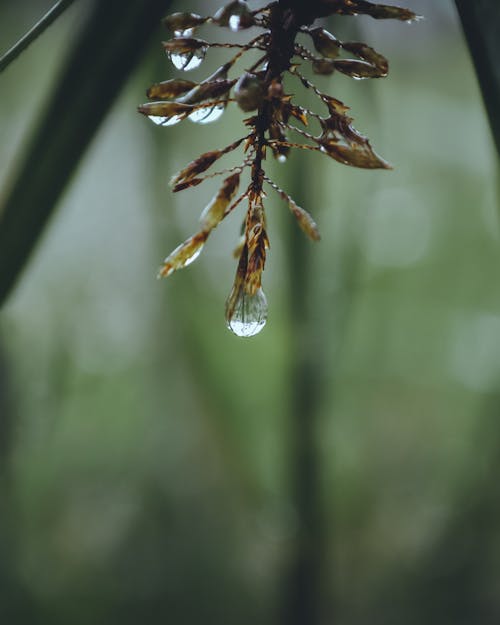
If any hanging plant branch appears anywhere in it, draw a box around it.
[0,0,77,74]
[140,0,420,338]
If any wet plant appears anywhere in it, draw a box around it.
[138,0,420,337]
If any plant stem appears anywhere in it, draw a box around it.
[0,0,77,74]
[281,154,325,625]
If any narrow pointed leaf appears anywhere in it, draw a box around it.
[455,0,500,158]
[0,0,174,307]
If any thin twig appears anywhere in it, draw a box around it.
[0,0,77,74]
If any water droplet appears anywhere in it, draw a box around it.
[174,28,195,37]
[189,103,225,124]
[169,47,206,71]
[406,14,424,24]
[226,288,267,337]
[148,115,183,126]
[277,154,287,163]
[229,15,241,31]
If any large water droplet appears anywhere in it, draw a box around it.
[169,48,206,71]
[189,103,225,124]
[277,154,287,163]
[148,115,183,126]
[226,288,267,337]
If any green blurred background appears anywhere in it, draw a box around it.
[1,1,499,624]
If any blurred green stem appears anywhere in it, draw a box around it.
[281,155,326,625]
[0,0,173,307]
[0,0,77,74]
[455,0,500,158]
[0,341,31,621]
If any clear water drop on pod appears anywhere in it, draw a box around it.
[169,47,206,71]
[189,103,225,124]
[148,115,183,126]
[226,288,268,337]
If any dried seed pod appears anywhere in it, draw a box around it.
[351,1,420,21]
[162,37,209,53]
[137,101,194,126]
[225,239,268,338]
[319,135,392,169]
[170,150,225,187]
[180,79,235,105]
[163,12,208,34]
[213,0,256,31]
[334,59,386,79]
[180,79,235,124]
[163,37,209,71]
[288,200,321,241]
[288,105,308,126]
[324,142,391,168]
[200,173,240,231]
[172,178,205,193]
[319,0,419,21]
[158,231,208,278]
[340,41,388,74]
[321,95,350,116]
[234,72,265,112]
[146,79,197,100]
[170,136,245,187]
[318,113,392,169]
[309,28,341,59]
[244,198,268,295]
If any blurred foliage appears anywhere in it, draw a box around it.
[1,1,500,625]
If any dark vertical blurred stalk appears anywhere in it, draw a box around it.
[0,0,173,307]
[0,341,13,554]
[0,340,34,622]
[280,17,370,622]
[281,154,326,625]
[0,340,13,614]
[454,0,500,159]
